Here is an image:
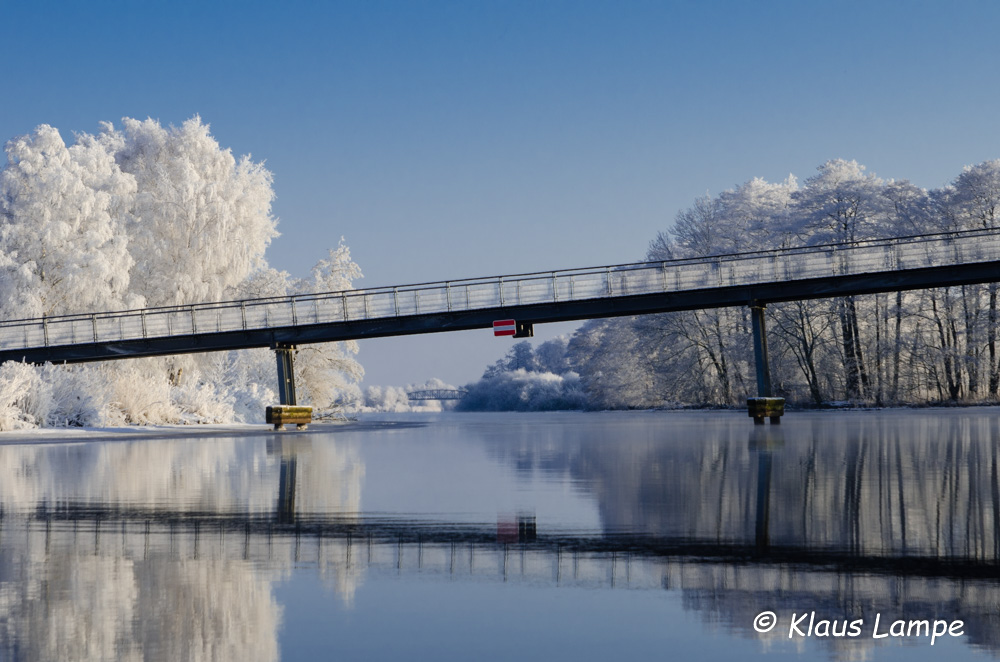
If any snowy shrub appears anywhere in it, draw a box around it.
[0,363,51,430]
[171,380,235,424]
[104,359,179,425]
[41,364,113,427]
[199,349,276,424]
[228,382,277,424]
[362,386,412,412]
[457,370,587,412]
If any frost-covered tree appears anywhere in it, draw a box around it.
[291,243,364,411]
[562,159,1000,408]
[534,337,571,374]
[110,116,278,307]
[483,341,537,378]
[948,160,1000,395]
[791,159,888,245]
[0,125,136,317]
[789,161,894,399]
[0,117,365,428]
[457,369,587,411]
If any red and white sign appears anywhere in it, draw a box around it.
[493,319,517,336]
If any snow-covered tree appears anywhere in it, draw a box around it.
[947,160,1000,396]
[483,341,537,378]
[0,125,136,317]
[110,116,278,307]
[791,159,889,245]
[291,242,364,411]
[0,117,365,428]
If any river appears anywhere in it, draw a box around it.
[0,409,997,660]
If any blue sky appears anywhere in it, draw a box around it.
[3,0,999,386]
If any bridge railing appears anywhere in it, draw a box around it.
[1,229,998,353]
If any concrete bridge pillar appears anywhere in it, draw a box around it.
[748,303,784,424]
[750,304,772,397]
[274,343,298,406]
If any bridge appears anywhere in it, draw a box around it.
[2,228,1000,406]
[407,389,468,401]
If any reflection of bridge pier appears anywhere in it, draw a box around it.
[277,455,297,523]
[750,426,783,549]
[268,437,300,523]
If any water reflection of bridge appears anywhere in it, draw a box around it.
[12,503,1000,583]
[7,503,1000,658]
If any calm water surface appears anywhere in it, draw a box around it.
[0,409,999,661]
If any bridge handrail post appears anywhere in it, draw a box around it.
[446,283,452,311]
[141,309,148,338]
[552,272,558,301]
[341,292,348,321]
[606,267,612,295]
[661,262,668,291]
[393,287,400,316]
[92,314,98,343]
[240,302,247,330]
[42,315,48,346]
[291,297,298,326]
[190,306,197,334]
[498,277,505,306]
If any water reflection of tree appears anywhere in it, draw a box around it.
[473,411,1000,658]
[480,412,1000,559]
[0,434,365,661]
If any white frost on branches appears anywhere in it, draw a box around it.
[0,117,363,429]
[112,116,278,307]
[569,158,1000,408]
[0,125,136,318]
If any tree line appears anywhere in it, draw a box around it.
[563,159,1000,408]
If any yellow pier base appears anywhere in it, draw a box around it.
[747,397,785,425]
[266,405,313,431]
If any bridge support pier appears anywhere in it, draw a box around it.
[751,304,772,398]
[274,343,298,406]
[748,303,784,424]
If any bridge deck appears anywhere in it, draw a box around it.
[2,229,999,364]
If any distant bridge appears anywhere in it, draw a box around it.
[3,228,1000,405]
[407,389,467,401]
